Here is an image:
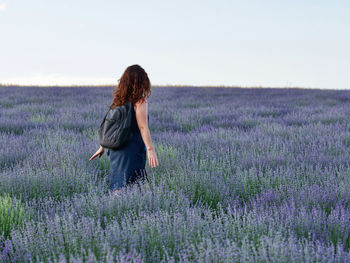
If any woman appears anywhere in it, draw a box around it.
[89,64,159,196]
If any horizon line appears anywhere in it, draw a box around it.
[0,83,342,91]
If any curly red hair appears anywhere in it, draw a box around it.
[109,64,151,109]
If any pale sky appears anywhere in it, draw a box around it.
[0,0,349,89]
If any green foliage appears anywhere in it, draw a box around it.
[0,193,29,238]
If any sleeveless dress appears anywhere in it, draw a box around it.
[107,103,149,192]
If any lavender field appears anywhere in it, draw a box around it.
[0,85,349,262]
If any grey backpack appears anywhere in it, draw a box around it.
[98,102,134,150]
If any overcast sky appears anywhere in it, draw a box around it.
[0,0,349,89]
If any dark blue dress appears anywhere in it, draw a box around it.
[107,103,149,192]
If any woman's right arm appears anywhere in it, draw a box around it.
[134,99,159,168]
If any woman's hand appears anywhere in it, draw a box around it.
[147,148,159,168]
[89,146,105,161]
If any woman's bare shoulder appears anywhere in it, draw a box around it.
[134,98,147,111]
[134,98,147,107]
